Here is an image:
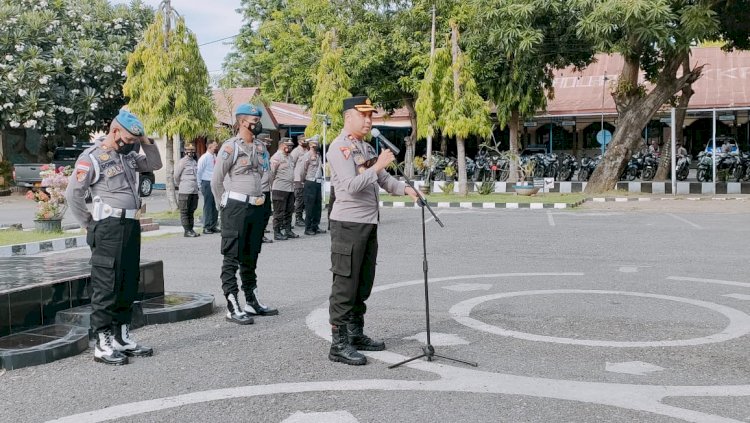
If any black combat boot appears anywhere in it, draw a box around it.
[329,325,367,365]
[243,288,279,316]
[94,329,129,365]
[262,235,273,243]
[284,227,300,239]
[225,293,254,325]
[274,229,288,241]
[295,214,305,227]
[184,227,200,237]
[112,323,154,357]
[348,317,385,351]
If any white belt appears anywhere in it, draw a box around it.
[227,191,265,206]
[306,178,324,184]
[92,197,139,221]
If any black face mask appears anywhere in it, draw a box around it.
[249,121,263,136]
[186,152,196,159]
[116,139,136,155]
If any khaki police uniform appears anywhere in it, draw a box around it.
[326,130,406,326]
[297,147,324,233]
[174,153,200,234]
[211,136,270,302]
[65,136,162,335]
[270,146,296,237]
[290,142,308,226]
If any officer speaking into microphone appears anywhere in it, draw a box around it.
[326,96,418,366]
[65,109,162,365]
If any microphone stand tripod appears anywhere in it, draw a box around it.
[387,160,477,369]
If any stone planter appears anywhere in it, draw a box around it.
[34,219,63,232]
[512,185,540,196]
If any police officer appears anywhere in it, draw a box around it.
[270,138,298,240]
[257,133,273,244]
[290,134,309,227]
[211,103,279,325]
[197,140,219,234]
[65,109,162,365]
[297,137,326,235]
[326,96,418,365]
[174,144,200,237]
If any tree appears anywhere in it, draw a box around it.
[573,0,750,193]
[123,5,215,211]
[305,31,351,140]
[0,0,152,151]
[469,0,594,182]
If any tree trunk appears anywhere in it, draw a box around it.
[508,110,520,183]
[584,52,703,193]
[450,23,468,196]
[404,98,417,180]
[165,134,177,211]
[457,136,467,195]
[440,132,447,155]
[655,56,694,181]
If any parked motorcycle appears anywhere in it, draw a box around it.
[675,154,691,181]
[578,155,601,181]
[641,152,659,181]
[557,154,578,181]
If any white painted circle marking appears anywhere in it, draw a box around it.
[450,289,750,347]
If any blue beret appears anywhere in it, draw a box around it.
[115,109,145,136]
[235,103,262,117]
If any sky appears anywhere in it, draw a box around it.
[111,0,244,77]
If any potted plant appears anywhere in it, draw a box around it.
[444,164,456,182]
[26,165,72,232]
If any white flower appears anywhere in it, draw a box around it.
[52,58,63,66]
[64,107,74,114]
[56,38,63,44]
[82,14,91,22]
[40,0,48,7]
[103,65,113,73]
[3,103,13,109]
[9,121,20,128]
[78,60,86,66]
[38,76,49,84]
[85,120,94,126]
[70,89,80,94]
[67,123,75,128]
[23,119,37,128]
[18,89,27,97]
[113,24,122,30]
[14,44,24,52]
[6,73,16,82]
[5,54,13,61]
[90,103,98,111]
[33,110,45,118]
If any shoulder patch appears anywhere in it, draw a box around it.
[76,161,91,172]
[340,147,351,160]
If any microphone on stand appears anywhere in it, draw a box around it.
[370,128,400,155]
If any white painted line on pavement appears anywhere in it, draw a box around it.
[722,294,750,301]
[547,211,555,227]
[450,289,750,348]
[668,276,750,289]
[404,332,470,346]
[282,411,358,423]
[605,361,664,376]
[666,213,702,230]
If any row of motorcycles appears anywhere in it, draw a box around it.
[422,149,750,182]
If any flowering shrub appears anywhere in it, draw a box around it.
[25,165,72,220]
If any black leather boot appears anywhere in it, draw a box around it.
[225,293,254,325]
[348,317,385,351]
[184,228,200,237]
[94,329,129,365]
[329,325,367,365]
[112,323,154,357]
[262,235,273,243]
[243,288,279,316]
[295,215,305,227]
[284,227,300,239]
[274,230,288,241]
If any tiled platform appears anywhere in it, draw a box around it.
[0,324,88,370]
[0,256,164,337]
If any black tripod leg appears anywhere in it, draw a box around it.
[388,353,429,369]
[432,353,478,367]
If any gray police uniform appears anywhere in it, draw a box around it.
[65,137,162,334]
[270,150,296,234]
[261,162,272,233]
[290,144,307,225]
[298,148,324,232]
[174,155,199,232]
[326,131,405,326]
[211,136,269,301]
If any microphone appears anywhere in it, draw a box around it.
[370,128,400,155]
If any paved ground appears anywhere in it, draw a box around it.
[1,201,750,423]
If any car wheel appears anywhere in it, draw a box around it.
[139,176,153,197]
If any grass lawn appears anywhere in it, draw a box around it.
[379,192,587,204]
[0,229,84,246]
[145,209,202,220]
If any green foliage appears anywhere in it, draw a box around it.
[478,180,495,195]
[123,12,215,139]
[444,164,456,178]
[440,181,454,194]
[0,0,153,142]
[0,159,12,188]
[305,31,350,139]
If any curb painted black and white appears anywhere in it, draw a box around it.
[379,200,586,209]
[428,180,750,195]
[587,196,748,202]
[0,234,86,258]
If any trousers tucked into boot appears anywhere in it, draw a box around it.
[329,325,366,365]
[347,317,385,351]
